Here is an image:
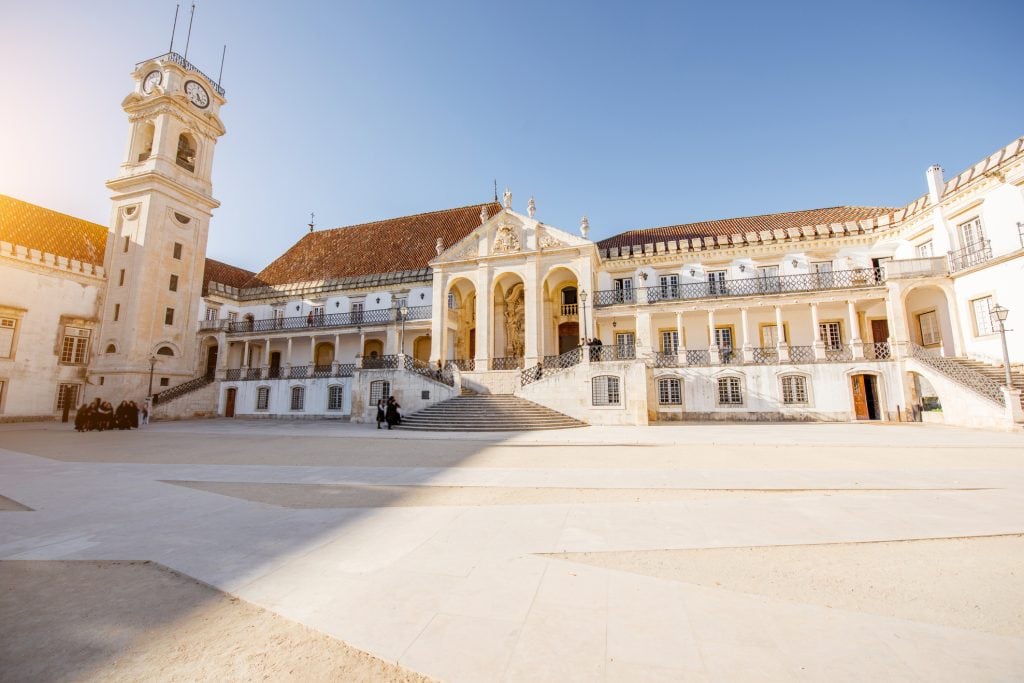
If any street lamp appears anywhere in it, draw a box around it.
[399,304,409,355]
[147,354,158,398]
[991,304,1012,387]
[579,290,588,343]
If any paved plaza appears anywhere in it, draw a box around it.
[1,420,1023,681]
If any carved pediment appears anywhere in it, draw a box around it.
[492,222,521,254]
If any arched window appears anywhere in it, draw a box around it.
[591,375,620,406]
[290,386,305,411]
[134,121,155,162]
[156,346,174,356]
[256,386,270,411]
[176,133,197,172]
[717,376,743,405]
[105,344,117,354]
[327,385,344,411]
[780,375,808,405]
[657,377,681,405]
[369,380,390,405]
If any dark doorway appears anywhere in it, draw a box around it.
[269,352,281,379]
[205,345,218,378]
[558,322,580,355]
[851,374,881,420]
[871,319,890,343]
[225,388,236,418]
[469,329,476,359]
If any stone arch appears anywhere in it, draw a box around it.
[543,266,581,356]
[412,335,431,362]
[445,276,477,362]
[493,273,525,360]
[363,339,384,358]
[176,132,198,172]
[133,120,155,162]
[843,367,888,421]
[200,335,219,378]
[152,340,182,358]
[901,283,959,356]
[314,341,335,366]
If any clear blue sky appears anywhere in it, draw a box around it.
[2,0,1021,272]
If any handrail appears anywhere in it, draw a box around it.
[521,347,582,386]
[404,355,454,386]
[136,51,226,95]
[947,240,992,273]
[224,305,431,335]
[594,268,884,307]
[906,343,1005,406]
[152,375,213,405]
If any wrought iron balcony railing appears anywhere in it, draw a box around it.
[446,358,475,372]
[788,346,815,363]
[404,355,454,386]
[907,342,1004,406]
[751,347,778,364]
[948,240,992,273]
[522,347,582,386]
[137,51,226,95]
[686,349,711,366]
[863,341,891,360]
[490,356,524,370]
[592,344,636,362]
[593,268,884,308]
[224,305,431,335]
[363,355,399,370]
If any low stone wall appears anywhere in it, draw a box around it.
[152,381,219,421]
[350,369,458,423]
[460,370,518,395]
[517,360,650,425]
[904,358,1011,430]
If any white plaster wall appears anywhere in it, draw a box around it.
[952,256,1024,365]
[904,358,1009,430]
[0,260,102,419]
[461,370,519,394]
[220,377,353,418]
[516,360,649,425]
[349,368,457,423]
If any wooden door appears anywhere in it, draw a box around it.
[851,375,869,420]
[469,329,476,358]
[269,352,281,378]
[205,346,218,378]
[871,319,889,343]
[225,388,236,418]
[558,322,580,355]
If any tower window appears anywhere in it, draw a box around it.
[119,269,125,286]
[123,236,130,253]
[0,317,18,358]
[169,274,178,292]
[176,133,197,172]
[59,327,91,365]
[165,308,174,325]
[156,346,175,357]
[113,304,120,322]
[105,344,117,354]
[173,243,182,259]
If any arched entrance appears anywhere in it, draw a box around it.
[201,335,218,378]
[850,373,881,420]
[413,335,431,362]
[543,266,580,357]
[445,278,477,363]
[363,339,384,358]
[314,342,334,366]
[903,284,958,356]
[492,273,525,363]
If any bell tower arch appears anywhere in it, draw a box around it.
[89,52,227,401]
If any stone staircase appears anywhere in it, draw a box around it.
[951,358,1024,408]
[400,394,586,431]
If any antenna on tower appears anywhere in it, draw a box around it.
[169,4,180,53]
[493,179,498,202]
[308,213,316,233]
[183,2,196,61]
[217,45,227,85]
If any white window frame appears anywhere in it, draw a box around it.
[327,385,344,411]
[661,330,679,354]
[0,317,18,359]
[717,376,743,406]
[707,270,727,295]
[59,326,91,365]
[918,310,941,347]
[780,374,809,405]
[255,386,270,411]
[958,217,985,250]
[290,386,305,411]
[658,274,679,299]
[818,321,843,350]
[204,306,219,322]
[915,241,933,258]
[591,375,621,406]
[613,278,634,303]
[971,296,995,337]
[657,377,682,405]
[56,383,81,412]
[369,380,390,405]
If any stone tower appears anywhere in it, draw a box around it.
[88,52,226,402]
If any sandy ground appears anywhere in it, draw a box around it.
[551,534,1024,638]
[0,560,433,683]
[167,480,980,507]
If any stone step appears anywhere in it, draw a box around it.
[399,394,585,432]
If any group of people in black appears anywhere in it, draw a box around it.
[375,396,402,430]
[583,337,604,360]
[74,397,148,432]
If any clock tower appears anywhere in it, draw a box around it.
[88,52,227,402]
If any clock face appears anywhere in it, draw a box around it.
[184,80,210,108]
[142,70,162,94]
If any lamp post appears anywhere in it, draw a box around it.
[147,355,158,398]
[991,304,1012,387]
[579,289,588,343]
[399,305,409,355]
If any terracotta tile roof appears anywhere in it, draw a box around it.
[203,257,257,293]
[0,194,107,264]
[597,206,895,250]
[249,202,501,287]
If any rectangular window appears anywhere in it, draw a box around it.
[813,261,834,287]
[818,322,842,350]
[227,311,238,322]
[447,293,456,309]
[113,303,120,322]
[56,383,80,412]
[164,308,174,325]
[369,380,390,405]
[0,318,16,358]
[59,327,91,364]
[717,377,742,405]
[172,242,182,259]
[311,305,325,324]
[205,306,219,322]
[915,241,933,258]
[613,278,634,303]
[661,330,679,354]
[119,269,125,286]
[169,274,178,292]
[918,311,940,346]
[395,297,408,310]
[327,385,344,411]
[658,377,681,405]
[761,324,786,347]
[781,375,808,404]
[160,377,169,387]
[290,386,305,411]
[758,266,781,292]
[352,301,364,323]
[972,297,995,336]
[958,217,984,250]
[256,386,270,410]
[615,332,636,359]
[123,235,130,253]
[591,376,621,406]
[659,275,679,299]
[714,326,733,350]
[707,270,727,295]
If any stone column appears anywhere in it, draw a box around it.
[285,337,293,376]
[475,264,491,368]
[848,300,864,359]
[524,265,541,366]
[811,303,826,360]
[708,309,720,365]
[242,340,250,370]
[429,272,446,364]
[635,310,653,360]
[775,305,789,362]
[740,307,753,363]
[264,337,271,378]
[676,312,687,365]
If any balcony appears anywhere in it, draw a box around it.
[885,257,948,279]
[224,363,356,381]
[948,240,992,273]
[560,303,578,316]
[593,268,884,307]
[224,305,431,335]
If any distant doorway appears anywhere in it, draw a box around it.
[225,388,236,418]
[269,351,281,379]
[205,345,218,378]
[558,322,580,355]
[851,374,881,420]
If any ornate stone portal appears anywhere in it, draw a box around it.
[504,284,525,358]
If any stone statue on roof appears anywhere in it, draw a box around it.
[503,187,512,209]
[527,196,536,219]
[435,237,444,256]
[480,205,489,225]
[580,215,590,238]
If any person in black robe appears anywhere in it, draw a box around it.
[128,401,139,428]
[74,404,88,432]
[376,399,386,429]
[385,396,401,429]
